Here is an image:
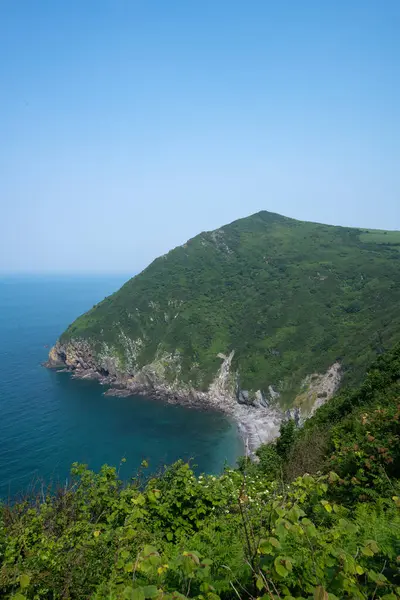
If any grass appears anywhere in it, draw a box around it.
[359,229,400,247]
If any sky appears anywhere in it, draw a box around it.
[1,0,399,275]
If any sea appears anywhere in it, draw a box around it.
[0,275,243,498]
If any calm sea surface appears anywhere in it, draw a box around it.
[0,275,243,498]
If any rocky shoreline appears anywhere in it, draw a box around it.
[104,382,284,456]
[45,353,284,456]
[45,340,341,456]
[65,366,285,455]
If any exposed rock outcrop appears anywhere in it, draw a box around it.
[46,339,341,455]
[292,362,342,421]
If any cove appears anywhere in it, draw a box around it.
[0,275,243,498]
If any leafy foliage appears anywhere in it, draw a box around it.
[1,464,399,599]
[59,211,400,400]
[2,345,400,599]
[280,342,400,499]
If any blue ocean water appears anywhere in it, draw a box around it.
[0,276,243,498]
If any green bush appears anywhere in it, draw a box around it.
[1,465,399,600]
[2,346,400,599]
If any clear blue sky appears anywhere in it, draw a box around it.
[1,0,399,274]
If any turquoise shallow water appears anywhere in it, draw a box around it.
[0,275,243,498]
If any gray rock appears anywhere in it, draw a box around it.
[268,385,280,401]
[285,407,301,427]
[254,389,269,408]
[237,389,250,404]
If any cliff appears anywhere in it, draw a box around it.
[47,210,400,447]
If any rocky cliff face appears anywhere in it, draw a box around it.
[46,338,341,453]
[53,210,400,406]
[47,340,246,410]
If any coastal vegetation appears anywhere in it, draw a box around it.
[56,211,400,403]
[2,343,400,599]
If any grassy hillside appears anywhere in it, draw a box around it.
[60,211,400,400]
[2,345,400,599]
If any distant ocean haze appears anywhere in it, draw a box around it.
[0,275,242,497]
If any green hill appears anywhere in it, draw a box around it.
[49,211,400,406]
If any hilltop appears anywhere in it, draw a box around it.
[47,211,400,441]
